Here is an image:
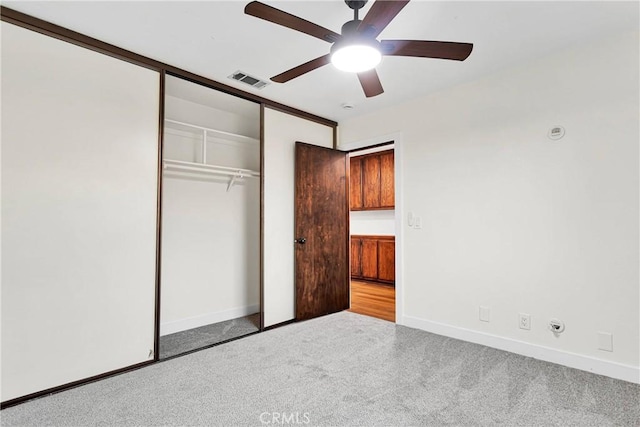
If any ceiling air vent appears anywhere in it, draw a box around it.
[228,71,269,89]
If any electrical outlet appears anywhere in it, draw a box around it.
[597,332,613,352]
[518,313,531,330]
[479,306,490,322]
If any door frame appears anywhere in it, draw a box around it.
[339,132,404,324]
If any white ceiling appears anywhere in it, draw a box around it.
[4,1,639,123]
[166,74,260,120]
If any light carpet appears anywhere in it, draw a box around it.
[2,311,639,426]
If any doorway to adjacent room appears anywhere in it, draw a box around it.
[347,143,396,322]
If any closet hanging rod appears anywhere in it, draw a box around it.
[164,119,258,143]
[162,159,260,177]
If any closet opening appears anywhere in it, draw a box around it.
[159,75,261,359]
[347,143,396,322]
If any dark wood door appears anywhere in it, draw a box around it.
[295,142,349,321]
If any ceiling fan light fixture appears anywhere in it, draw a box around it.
[330,42,381,73]
[245,0,473,98]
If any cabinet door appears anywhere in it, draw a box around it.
[350,238,362,277]
[362,155,381,209]
[378,240,396,283]
[349,157,363,210]
[380,151,395,208]
[361,238,379,279]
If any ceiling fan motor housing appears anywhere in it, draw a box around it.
[331,32,381,55]
[341,19,361,37]
[345,0,367,10]
[334,19,381,53]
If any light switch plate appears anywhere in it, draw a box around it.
[414,216,422,229]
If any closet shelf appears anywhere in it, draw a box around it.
[164,119,258,145]
[163,159,260,192]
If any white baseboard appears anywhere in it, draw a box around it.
[401,315,640,384]
[161,304,259,336]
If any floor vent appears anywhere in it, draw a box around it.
[228,71,269,89]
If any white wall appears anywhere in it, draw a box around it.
[1,22,160,400]
[160,91,260,335]
[350,210,395,236]
[263,108,333,327]
[165,95,259,140]
[339,31,639,382]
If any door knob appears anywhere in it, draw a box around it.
[294,237,306,244]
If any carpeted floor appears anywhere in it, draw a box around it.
[2,311,639,426]
[159,313,260,359]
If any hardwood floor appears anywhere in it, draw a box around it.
[349,280,395,322]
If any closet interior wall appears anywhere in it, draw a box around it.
[160,75,260,340]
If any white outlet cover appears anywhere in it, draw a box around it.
[597,332,613,352]
[479,306,490,322]
[518,313,531,330]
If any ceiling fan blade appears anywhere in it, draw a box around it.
[357,69,384,98]
[245,1,340,43]
[381,40,473,61]
[271,54,332,83]
[357,0,410,38]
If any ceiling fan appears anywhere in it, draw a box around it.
[245,0,473,98]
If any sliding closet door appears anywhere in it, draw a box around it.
[1,22,159,402]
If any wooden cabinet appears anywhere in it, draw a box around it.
[361,238,379,280]
[350,235,395,284]
[349,157,363,210]
[350,238,362,277]
[350,149,394,210]
[377,240,395,283]
[379,151,394,207]
[362,155,381,209]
